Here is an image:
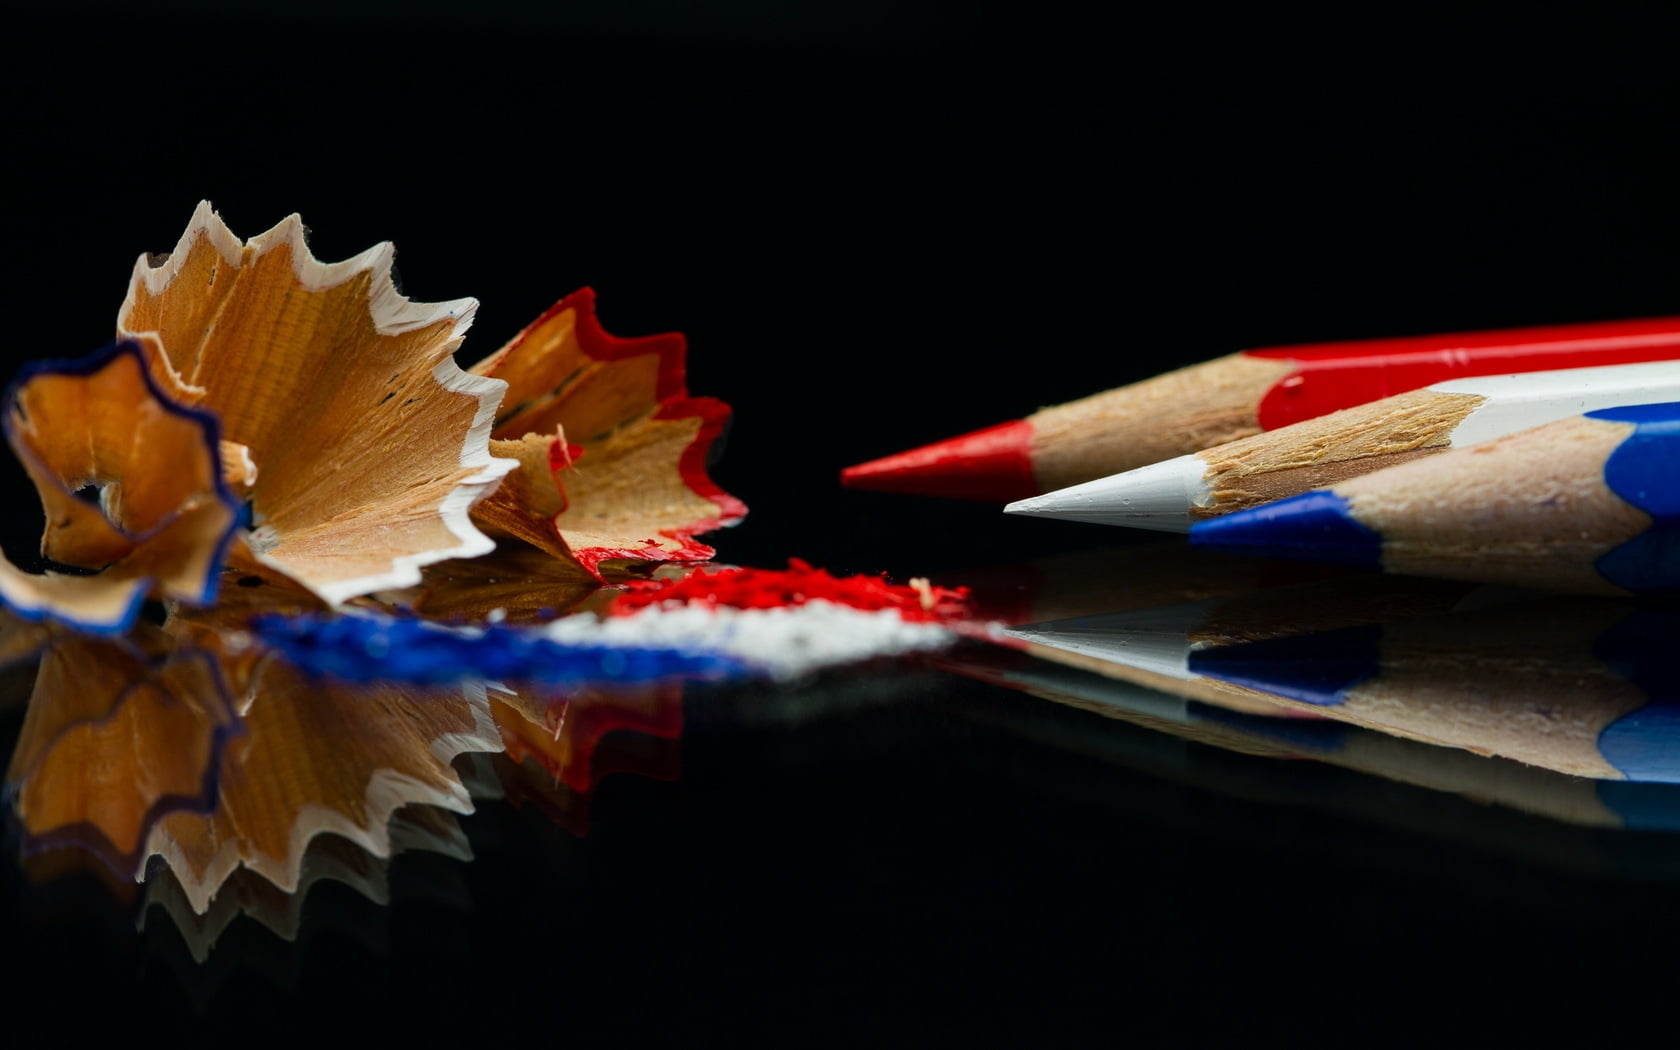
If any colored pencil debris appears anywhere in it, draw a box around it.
[255,560,974,685]
[0,204,980,954]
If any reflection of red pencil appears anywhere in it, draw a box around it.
[936,539,1351,627]
[841,315,1680,503]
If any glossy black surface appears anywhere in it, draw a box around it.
[7,6,1680,1045]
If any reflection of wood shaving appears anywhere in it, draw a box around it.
[141,671,500,915]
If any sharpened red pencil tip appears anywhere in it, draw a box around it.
[840,420,1040,503]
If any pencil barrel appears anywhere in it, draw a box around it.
[1028,353,1295,491]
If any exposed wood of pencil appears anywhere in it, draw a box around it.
[1192,386,1483,519]
[1027,353,1296,492]
[1343,414,1647,593]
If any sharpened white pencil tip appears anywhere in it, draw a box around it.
[1001,455,1210,532]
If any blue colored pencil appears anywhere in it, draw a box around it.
[1188,401,1680,595]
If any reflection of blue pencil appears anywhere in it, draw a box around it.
[1187,597,1680,783]
[1188,402,1680,595]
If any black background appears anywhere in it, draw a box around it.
[6,4,1680,1046]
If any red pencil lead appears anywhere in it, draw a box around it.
[840,419,1038,503]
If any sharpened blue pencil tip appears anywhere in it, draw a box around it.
[1189,491,1384,568]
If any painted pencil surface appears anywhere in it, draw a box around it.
[1187,595,1680,783]
[1005,359,1680,531]
[1188,401,1680,596]
[841,315,1680,503]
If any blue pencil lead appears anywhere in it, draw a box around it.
[1189,491,1385,568]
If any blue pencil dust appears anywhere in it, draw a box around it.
[252,612,754,685]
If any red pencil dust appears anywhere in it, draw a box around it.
[608,558,972,622]
[841,314,1680,503]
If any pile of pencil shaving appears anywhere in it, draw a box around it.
[2,200,746,635]
[0,201,760,940]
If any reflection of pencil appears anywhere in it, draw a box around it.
[841,315,1680,503]
[999,573,1523,711]
[1189,402,1680,595]
[937,537,1350,627]
[1006,360,1680,532]
[941,642,1680,835]
[942,641,1337,756]
[1187,596,1680,782]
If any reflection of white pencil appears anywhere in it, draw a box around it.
[1002,573,1518,685]
[1005,360,1680,532]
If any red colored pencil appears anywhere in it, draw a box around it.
[840,315,1680,503]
